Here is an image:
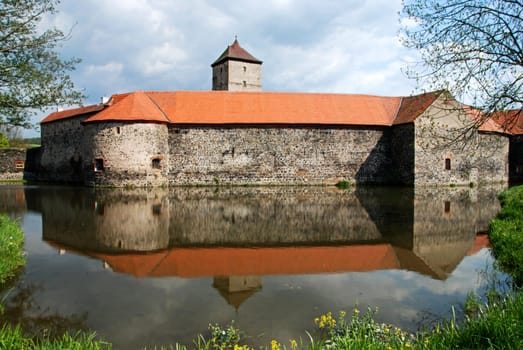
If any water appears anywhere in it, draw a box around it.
[0,184,504,349]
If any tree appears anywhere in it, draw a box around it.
[400,0,522,124]
[0,0,83,129]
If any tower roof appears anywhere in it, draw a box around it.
[211,38,262,67]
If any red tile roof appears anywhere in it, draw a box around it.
[146,91,403,126]
[83,91,170,123]
[211,39,262,67]
[464,106,510,134]
[392,91,442,125]
[40,104,104,124]
[491,110,523,135]
[44,89,510,133]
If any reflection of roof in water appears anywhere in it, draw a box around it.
[45,234,489,281]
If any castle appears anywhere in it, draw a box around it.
[30,39,522,187]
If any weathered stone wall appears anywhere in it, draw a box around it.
[168,126,392,185]
[0,148,26,180]
[212,61,262,91]
[509,135,523,184]
[391,124,415,185]
[83,122,169,187]
[40,116,87,183]
[413,97,509,185]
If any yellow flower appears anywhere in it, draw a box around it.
[353,308,360,315]
[405,342,411,348]
[289,339,298,350]
[387,346,393,350]
[271,340,281,350]
[339,310,347,318]
[424,338,430,345]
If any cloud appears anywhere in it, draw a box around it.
[24,0,419,136]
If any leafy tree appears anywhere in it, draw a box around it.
[0,0,83,129]
[400,0,522,123]
[0,131,9,148]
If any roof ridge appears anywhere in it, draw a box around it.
[144,92,171,123]
[391,97,405,126]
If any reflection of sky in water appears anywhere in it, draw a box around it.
[0,185,504,350]
[18,222,495,349]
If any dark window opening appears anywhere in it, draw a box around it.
[243,80,247,87]
[444,201,451,214]
[152,158,161,169]
[94,158,104,172]
[116,126,121,134]
[243,66,246,72]
[445,158,451,170]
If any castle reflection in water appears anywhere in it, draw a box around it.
[3,184,500,309]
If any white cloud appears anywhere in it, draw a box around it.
[22,0,421,137]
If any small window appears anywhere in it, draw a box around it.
[94,158,104,172]
[444,201,451,213]
[116,126,121,134]
[152,158,161,169]
[15,160,24,169]
[445,158,451,170]
[243,66,247,72]
[243,80,247,87]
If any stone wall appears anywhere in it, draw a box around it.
[168,125,392,185]
[212,60,262,91]
[413,97,509,186]
[391,124,415,185]
[83,122,170,187]
[40,116,88,183]
[0,148,26,181]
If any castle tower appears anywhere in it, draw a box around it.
[211,38,262,91]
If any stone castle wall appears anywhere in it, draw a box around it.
[413,98,509,186]
[40,116,88,183]
[168,125,393,185]
[0,148,26,181]
[82,122,169,187]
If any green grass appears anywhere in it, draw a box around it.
[0,214,25,286]
[0,324,111,350]
[489,185,523,285]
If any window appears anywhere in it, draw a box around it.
[94,158,104,172]
[152,158,161,169]
[243,66,246,72]
[445,158,451,170]
[243,80,247,87]
[15,160,24,169]
[444,201,451,214]
[116,126,121,134]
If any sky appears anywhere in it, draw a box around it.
[28,0,420,136]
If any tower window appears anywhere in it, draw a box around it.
[243,80,247,87]
[445,158,451,170]
[243,66,246,72]
[444,201,451,213]
[94,158,104,172]
[116,126,121,134]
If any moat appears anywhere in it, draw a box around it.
[0,184,506,349]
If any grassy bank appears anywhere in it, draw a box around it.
[0,215,25,286]
[489,185,523,286]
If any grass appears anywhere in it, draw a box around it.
[0,214,25,286]
[489,185,523,285]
